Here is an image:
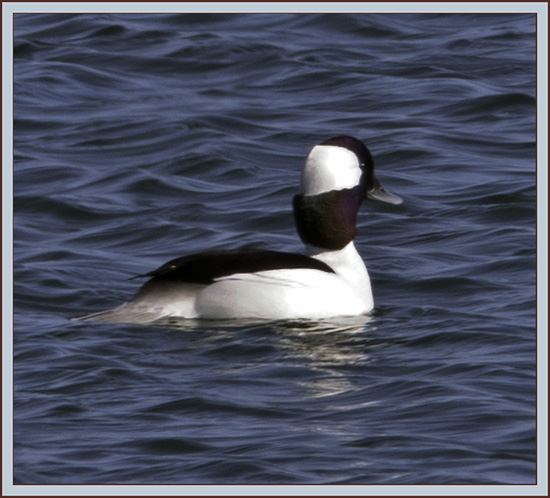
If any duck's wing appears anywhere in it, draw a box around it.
[132,249,335,284]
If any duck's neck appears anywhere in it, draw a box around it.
[293,186,362,251]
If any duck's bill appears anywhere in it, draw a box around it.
[367,180,403,205]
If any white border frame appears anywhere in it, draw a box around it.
[3,2,548,496]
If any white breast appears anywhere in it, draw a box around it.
[310,242,373,307]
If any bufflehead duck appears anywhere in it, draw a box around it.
[77,136,402,323]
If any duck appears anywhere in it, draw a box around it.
[77,136,402,324]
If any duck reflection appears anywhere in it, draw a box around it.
[273,316,375,397]
[274,315,373,366]
[154,314,377,398]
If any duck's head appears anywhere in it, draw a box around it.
[294,136,402,251]
[300,136,402,203]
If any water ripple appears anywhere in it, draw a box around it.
[13,12,537,485]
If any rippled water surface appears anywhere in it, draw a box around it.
[12,12,537,485]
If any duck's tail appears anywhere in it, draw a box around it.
[72,304,167,324]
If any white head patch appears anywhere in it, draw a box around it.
[301,145,362,196]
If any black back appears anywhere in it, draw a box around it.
[134,249,335,284]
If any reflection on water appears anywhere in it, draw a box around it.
[155,314,377,398]
[275,317,375,398]
[275,316,373,366]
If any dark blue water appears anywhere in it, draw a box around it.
[12,13,537,485]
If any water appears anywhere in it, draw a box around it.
[11,12,537,485]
